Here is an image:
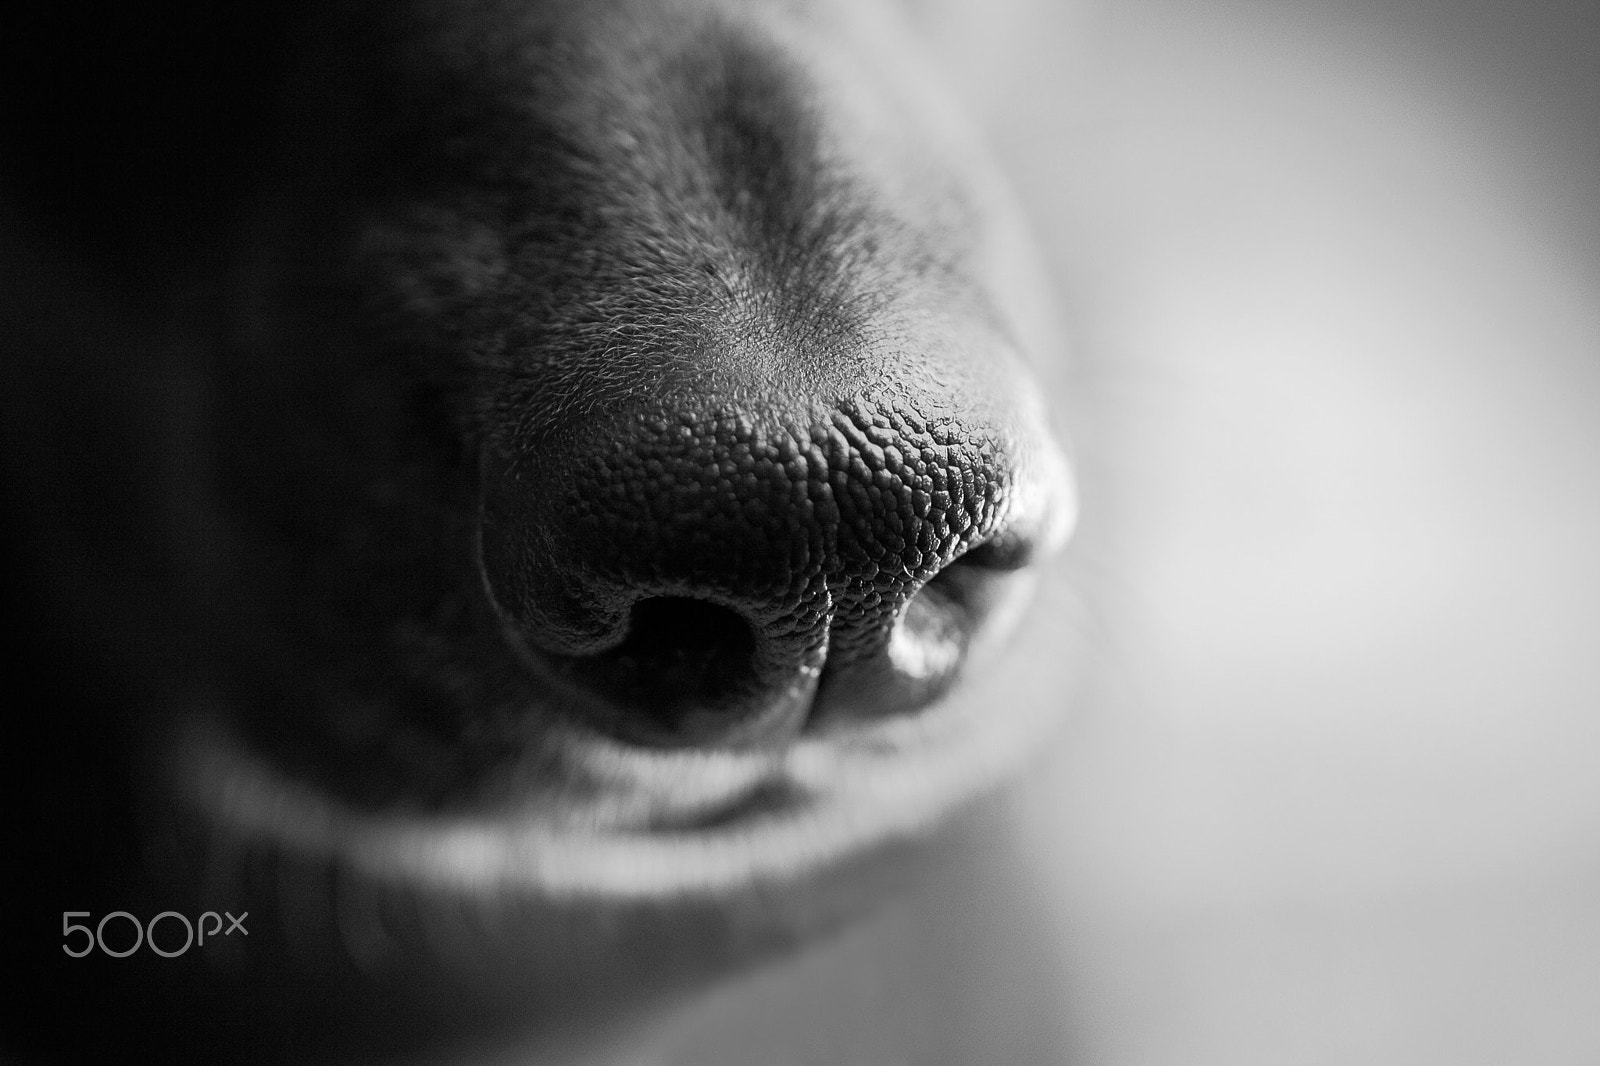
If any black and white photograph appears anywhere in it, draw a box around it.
[4,0,1597,1062]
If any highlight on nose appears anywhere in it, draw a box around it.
[479,396,1061,748]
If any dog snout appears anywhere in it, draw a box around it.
[481,384,1064,747]
[343,4,1085,749]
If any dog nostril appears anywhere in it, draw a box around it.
[807,529,1054,726]
[610,597,755,698]
[556,597,766,744]
[941,531,1038,574]
[480,397,1069,746]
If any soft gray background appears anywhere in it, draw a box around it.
[595,1,1600,1063]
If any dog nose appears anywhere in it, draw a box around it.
[479,390,1065,748]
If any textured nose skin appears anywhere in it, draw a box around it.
[480,392,1024,744]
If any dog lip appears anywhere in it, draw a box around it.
[160,543,1072,902]
[166,636,1069,903]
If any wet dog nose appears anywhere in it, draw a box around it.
[480,389,1062,748]
[458,7,1075,748]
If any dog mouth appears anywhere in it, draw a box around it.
[166,513,1071,905]
[163,401,1078,904]
[171,592,1056,906]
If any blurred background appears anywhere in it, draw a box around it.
[623,0,1600,1062]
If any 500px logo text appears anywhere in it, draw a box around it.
[62,910,248,958]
